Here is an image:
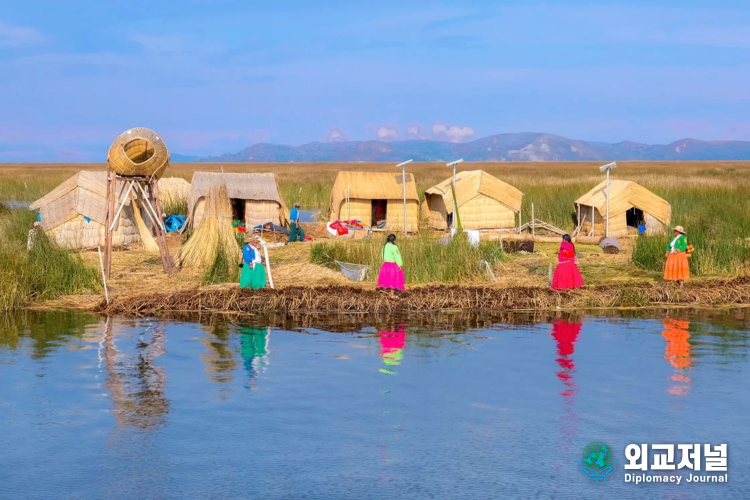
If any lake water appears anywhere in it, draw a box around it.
[1,309,748,499]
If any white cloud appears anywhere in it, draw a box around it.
[0,22,44,48]
[327,128,347,142]
[431,123,475,142]
[377,125,398,141]
[404,124,428,139]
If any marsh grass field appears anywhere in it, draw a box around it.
[1,161,749,310]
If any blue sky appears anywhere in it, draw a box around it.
[1,0,750,161]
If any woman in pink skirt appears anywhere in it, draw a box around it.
[552,234,584,290]
[377,233,405,298]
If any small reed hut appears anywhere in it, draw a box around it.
[188,172,289,229]
[29,171,140,249]
[329,171,420,232]
[575,180,671,237]
[422,170,524,230]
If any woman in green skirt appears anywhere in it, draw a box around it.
[239,238,267,289]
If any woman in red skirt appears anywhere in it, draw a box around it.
[552,234,584,290]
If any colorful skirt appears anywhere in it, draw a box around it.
[377,262,405,290]
[664,252,689,281]
[552,261,584,290]
[240,263,267,290]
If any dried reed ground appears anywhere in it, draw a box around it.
[99,277,750,316]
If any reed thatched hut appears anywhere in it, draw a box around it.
[188,172,289,229]
[575,180,671,237]
[422,170,524,230]
[29,171,140,249]
[329,171,420,232]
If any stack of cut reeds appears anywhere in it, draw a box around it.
[175,183,239,269]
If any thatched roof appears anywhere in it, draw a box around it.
[575,179,671,225]
[425,170,523,214]
[107,127,170,178]
[189,172,284,206]
[30,171,131,229]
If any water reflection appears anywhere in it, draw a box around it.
[200,323,237,391]
[662,319,693,397]
[1,310,749,498]
[551,318,581,440]
[239,327,271,390]
[100,317,169,429]
[378,329,406,375]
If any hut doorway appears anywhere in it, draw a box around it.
[626,207,644,229]
[371,199,387,227]
[231,198,246,223]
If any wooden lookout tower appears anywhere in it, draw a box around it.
[103,127,172,278]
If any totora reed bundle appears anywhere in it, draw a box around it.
[175,183,239,269]
[131,194,159,254]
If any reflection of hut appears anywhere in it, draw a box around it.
[187,172,289,229]
[575,180,671,237]
[29,171,140,249]
[102,318,170,429]
[422,170,523,230]
[329,171,419,232]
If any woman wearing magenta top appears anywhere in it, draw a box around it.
[377,234,405,297]
[552,234,584,290]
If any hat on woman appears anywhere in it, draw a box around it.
[673,225,686,234]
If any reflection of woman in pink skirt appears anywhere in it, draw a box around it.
[552,234,584,290]
[377,233,405,298]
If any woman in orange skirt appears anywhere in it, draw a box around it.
[664,225,689,286]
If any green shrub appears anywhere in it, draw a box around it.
[0,209,100,311]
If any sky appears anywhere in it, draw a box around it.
[1,0,750,161]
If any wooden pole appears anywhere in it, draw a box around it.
[591,204,595,237]
[263,244,274,289]
[104,169,116,279]
[519,205,522,234]
[402,167,407,237]
[548,262,553,287]
[531,203,535,236]
[605,167,610,237]
[97,246,109,304]
[150,179,173,274]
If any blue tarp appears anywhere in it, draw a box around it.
[165,215,186,233]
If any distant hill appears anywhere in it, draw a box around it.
[170,153,201,162]
[180,133,750,162]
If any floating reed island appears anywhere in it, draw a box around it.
[96,276,750,317]
[4,160,750,313]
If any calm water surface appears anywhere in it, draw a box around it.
[0,310,748,499]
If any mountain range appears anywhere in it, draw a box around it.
[186,133,750,163]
